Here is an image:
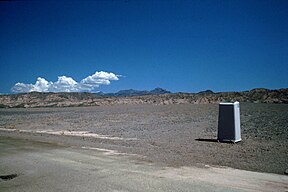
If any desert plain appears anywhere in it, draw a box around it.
[0,103,288,191]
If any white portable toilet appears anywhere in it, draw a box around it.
[218,101,241,143]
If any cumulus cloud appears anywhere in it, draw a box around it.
[93,71,119,80]
[50,76,79,92]
[11,83,34,93]
[11,71,120,93]
[32,77,52,92]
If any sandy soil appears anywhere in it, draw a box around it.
[0,103,287,175]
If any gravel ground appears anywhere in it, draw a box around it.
[0,103,287,174]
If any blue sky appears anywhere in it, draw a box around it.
[0,0,287,93]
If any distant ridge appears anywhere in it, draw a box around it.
[101,87,171,97]
[197,89,214,94]
[150,88,171,95]
[0,88,287,108]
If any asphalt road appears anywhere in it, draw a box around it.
[0,136,287,192]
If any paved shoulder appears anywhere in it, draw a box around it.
[0,137,287,192]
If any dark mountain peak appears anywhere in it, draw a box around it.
[198,89,214,94]
[106,88,171,97]
[150,88,171,95]
[114,89,150,96]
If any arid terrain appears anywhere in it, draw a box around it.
[1,103,287,175]
[0,88,287,108]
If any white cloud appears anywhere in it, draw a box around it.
[93,71,119,80]
[50,76,79,92]
[11,83,34,93]
[32,77,52,92]
[81,76,110,85]
[11,71,120,93]
[80,71,119,86]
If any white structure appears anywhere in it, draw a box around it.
[217,101,241,143]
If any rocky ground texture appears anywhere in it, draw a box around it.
[0,103,287,175]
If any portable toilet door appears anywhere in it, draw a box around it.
[217,101,241,143]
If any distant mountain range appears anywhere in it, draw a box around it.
[0,88,287,108]
[95,88,171,97]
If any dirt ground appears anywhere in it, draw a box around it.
[0,103,287,174]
